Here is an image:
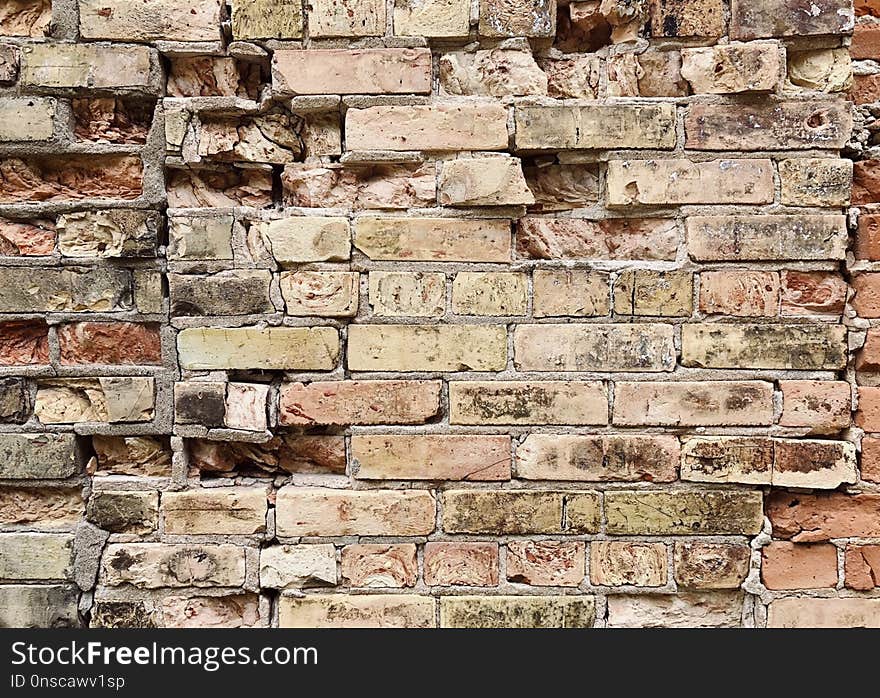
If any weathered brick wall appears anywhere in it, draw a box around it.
[0,0,875,628]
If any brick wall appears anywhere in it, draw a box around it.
[0,0,874,628]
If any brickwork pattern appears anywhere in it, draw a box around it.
[0,0,876,628]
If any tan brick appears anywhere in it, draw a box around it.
[607,159,774,206]
[439,157,534,206]
[730,0,855,40]
[0,585,79,629]
[533,270,610,317]
[441,48,547,97]
[34,377,154,424]
[100,544,246,588]
[452,272,527,315]
[518,217,679,261]
[280,595,434,628]
[260,217,350,266]
[788,48,852,92]
[506,541,585,587]
[280,271,359,317]
[687,215,847,261]
[341,544,418,588]
[681,323,846,370]
[177,327,339,370]
[516,434,679,483]
[650,0,725,38]
[309,0,385,37]
[355,217,510,262]
[779,159,852,206]
[21,44,153,89]
[368,271,446,317]
[681,41,782,93]
[258,544,336,589]
[768,598,880,628]
[272,49,431,95]
[442,490,600,534]
[348,324,507,372]
[346,103,509,151]
[613,270,693,316]
[394,0,470,37]
[845,545,880,590]
[280,380,440,426]
[699,271,779,317]
[0,533,72,580]
[761,542,838,590]
[0,487,83,528]
[605,490,764,535]
[780,380,851,433]
[275,488,436,537]
[606,592,743,628]
[450,380,608,425]
[613,381,774,427]
[513,323,675,372]
[440,596,594,628]
[162,488,267,535]
[590,542,668,587]
[0,97,55,141]
[515,104,676,150]
[78,0,221,41]
[674,542,751,589]
[352,434,509,482]
[424,542,499,586]
[230,0,303,39]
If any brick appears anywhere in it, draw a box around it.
[478,0,555,37]
[674,542,751,589]
[532,270,610,317]
[780,271,846,316]
[424,542,499,586]
[515,104,676,150]
[515,434,679,482]
[157,595,261,629]
[506,541,585,586]
[856,213,880,259]
[346,104,508,151]
[58,322,161,365]
[280,595,434,628]
[0,45,18,85]
[394,0,470,37]
[853,24,880,58]
[57,210,159,258]
[450,380,608,425]
[845,545,880,590]
[0,433,78,479]
[34,377,155,424]
[162,488,267,535]
[768,598,880,628]
[452,272,527,315]
[590,542,668,587]
[0,487,82,528]
[348,325,507,372]
[79,0,221,41]
[788,48,853,92]
[650,0,725,37]
[0,218,55,256]
[857,0,880,16]
[852,273,880,317]
[762,542,838,590]
[273,49,431,95]
[309,0,385,37]
[612,270,693,316]
[355,217,511,262]
[863,437,880,483]
[699,271,779,317]
[166,57,259,98]
[0,155,143,203]
[730,0,854,40]
[259,544,336,589]
[858,386,880,431]
[779,381,851,432]
[230,0,303,39]
[0,533,73,580]
[681,323,846,370]
[681,42,782,93]
[605,490,764,535]
[280,380,440,426]
[0,378,30,424]
[168,215,233,260]
[351,435,510,481]
[779,159,852,206]
[0,97,55,141]
[259,217,351,266]
[513,323,675,372]
[341,544,418,588]
[685,101,851,150]
[858,327,880,371]
[518,218,679,261]
[0,585,79,628]
[101,544,246,588]
[175,382,226,428]
[768,492,880,542]
[0,267,131,312]
[440,596,594,628]
[177,327,339,370]
[279,271,358,318]
[613,381,774,427]
[91,436,170,477]
[442,490,599,534]
[0,0,51,37]
[606,592,743,628]
[275,488,435,537]
[606,159,774,206]
[441,49,547,97]
[368,272,446,317]
[853,159,880,204]
[87,490,158,535]
[438,157,534,206]
[20,44,153,89]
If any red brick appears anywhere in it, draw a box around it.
[862,437,880,482]
[857,386,880,431]
[761,542,838,590]
[857,328,880,371]
[857,0,880,16]
[853,159,880,205]
[856,213,880,260]
[340,544,418,588]
[779,381,851,432]
[767,492,880,541]
[423,542,499,587]
[58,322,162,365]
[779,271,846,316]
[852,23,880,58]
[506,541,585,587]
[0,320,49,366]
[850,73,880,105]
[845,544,880,589]
[0,219,55,255]
[852,273,880,318]
[699,271,779,317]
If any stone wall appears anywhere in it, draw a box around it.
[0,0,875,628]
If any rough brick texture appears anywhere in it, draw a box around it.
[0,0,870,630]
